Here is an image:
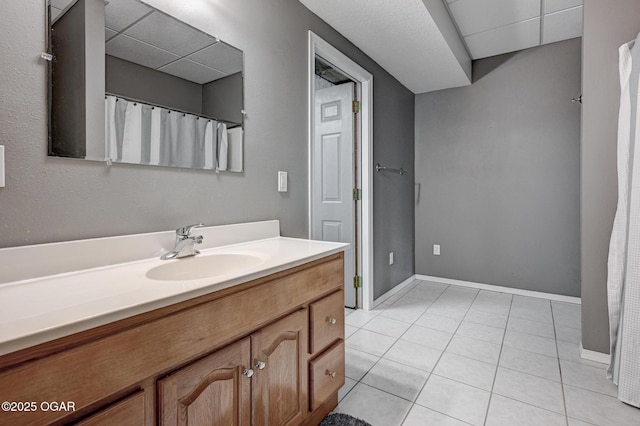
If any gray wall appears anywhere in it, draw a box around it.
[581,0,640,353]
[0,0,414,297]
[415,38,581,296]
[202,72,243,124]
[106,55,203,115]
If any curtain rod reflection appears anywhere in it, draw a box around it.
[105,92,241,128]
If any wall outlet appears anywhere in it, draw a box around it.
[433,244,441,256]
[389,251,394,265]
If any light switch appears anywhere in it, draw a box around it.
[278,171,287,192]
[0,146,5,188]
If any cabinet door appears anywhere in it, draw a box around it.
[76,391,146,426]
[252,309,307,426]
[158,337,251,426]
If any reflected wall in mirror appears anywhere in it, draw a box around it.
[48,0,244,172]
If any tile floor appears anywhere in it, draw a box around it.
[335,279,640,426]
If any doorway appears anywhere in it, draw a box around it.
[307,32,374,310]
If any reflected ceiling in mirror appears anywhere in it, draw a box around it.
[48,0,245,172]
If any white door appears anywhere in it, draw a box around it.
[312,82,356,308]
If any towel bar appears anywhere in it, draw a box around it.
[376,163,406,175]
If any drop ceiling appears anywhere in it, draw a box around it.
[300,0,583,94]
[50,0,242,85]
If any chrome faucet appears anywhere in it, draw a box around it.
[161,223,204,260]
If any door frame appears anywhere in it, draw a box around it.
[307,31,374,310]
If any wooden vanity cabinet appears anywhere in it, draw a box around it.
[0,253,344,426]
[158,309,307,426]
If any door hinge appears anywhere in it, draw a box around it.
[352,188,361,201]
[353,275,362,288]
[352,100,360,114]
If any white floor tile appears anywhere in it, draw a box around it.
[345,347,379,381]
[555,324,581,344]
[339,377,357,402]
[362,316,412,338]
[556,341,608,370]
[560,359,618,397]
[335,383,412,426]
[446,334,502,364]
[503,330,557,357]
[499,346,560,381]
[426,304,469,320]
[433,352,497,391]
[416,375,490,426]
[383,339,443,372]
[507,316,556,339]
[465,308,509,328]
[404,284,446,302]
[510,296,552,323]
[345,325,358,339]
[361,358,430,401]
[402,404,470,426]
[346,329,397,357]
[567,417,597,426]
[380,302,427,324]
[456,321,505,344]
[345,309,380,327]
[486,394,566,426]
[345,308,355,317]
[493,367,565,414]
[565,384,640,425]
[551,301,581,329]
[401,324,453,351]
[414,312,462,333]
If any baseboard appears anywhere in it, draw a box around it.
[580,343,610,365]
[371,275,418,308]
[416,275,581,305]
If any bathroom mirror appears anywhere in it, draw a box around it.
[48,0,244,172]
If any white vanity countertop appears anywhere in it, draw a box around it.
[0,236,348,356]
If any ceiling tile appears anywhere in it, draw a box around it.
[187,42,243,75]
[105,0,152,32]
[50,0,75,9]
[465,17,540,59]
[105,27,118,42]
[158,59,227,85]
[543,6,583,44]
[124,11,216,57]
[449,0,540,36]
[106,34,179,69]
[544,0,582,14]
[50,7,62,21]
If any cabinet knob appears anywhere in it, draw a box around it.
[327,317,337,325]
[243,368,254,378]
[325,370,337,378]
[255,360,266,370]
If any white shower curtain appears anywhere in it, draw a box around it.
[104,95,218,170]
[607,31,640,408]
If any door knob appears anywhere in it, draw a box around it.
[255,360,266,370]
[327,317,337,325]
[243,368,254,378]
[326,370,337,378]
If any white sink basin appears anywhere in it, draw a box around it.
[146,253,266,281]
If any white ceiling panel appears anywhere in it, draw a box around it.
[124,12,216,57]
[188,43,243,75]
[299,0,471,94]
[449,0,540,36]
[543,6,583,44]
[465,17,540,59]
[105,0,152,32]
[159,59,227,85]
[50,0,74,9]
[105,27,118,42]
[544,0,583,14]
[106,34,179,69]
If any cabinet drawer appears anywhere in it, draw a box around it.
[309,340,345,411]
[76,391,145,426]
[309,290,344,354]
